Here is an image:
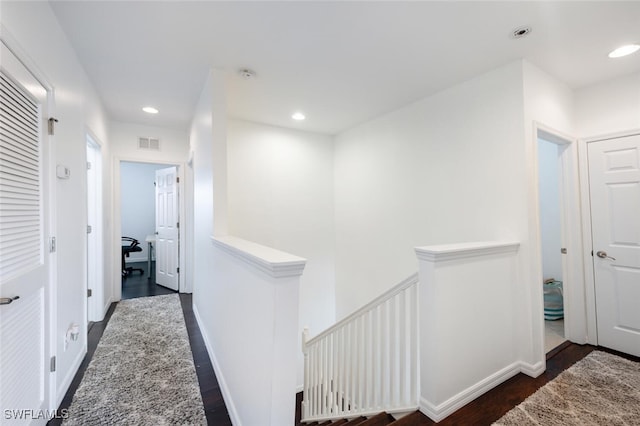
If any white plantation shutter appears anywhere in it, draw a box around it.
[0,70,42,280]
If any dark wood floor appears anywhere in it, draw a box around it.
[180,293,233,425]
[423,342,640,425]
[49,274,232,426]
[121,261,177,299]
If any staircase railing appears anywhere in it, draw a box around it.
[301,273,419,422]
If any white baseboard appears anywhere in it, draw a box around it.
[419,362,522,422]
[101,297,115,322]
[519,360,545,377]
[56,345,86,408]
[193,304,241,426]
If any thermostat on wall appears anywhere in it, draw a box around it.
[56,165,71,179]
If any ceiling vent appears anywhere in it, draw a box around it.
[138,137,160,150]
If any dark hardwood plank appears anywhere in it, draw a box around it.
[359,412,394,425]
[121,261,177,299]
[180,293,233,425]
[390,411,430,426]
[342,417,368,425]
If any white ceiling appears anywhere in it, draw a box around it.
[49,1,640,135]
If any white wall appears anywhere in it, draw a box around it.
[537,139,562,281]
[192,72,305,425]
[110,121,189,161]
[227,119,336,387]
[520,60,577,360]
[334,61,526,319]
[575,72,640,138]
[1,1,110,406]
[120,161,168,262]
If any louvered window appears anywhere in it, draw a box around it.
[0,70,42,280]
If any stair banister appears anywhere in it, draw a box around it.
[302,273,420,422]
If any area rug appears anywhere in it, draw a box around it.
[64,294,206,425]
[494,351,640,425]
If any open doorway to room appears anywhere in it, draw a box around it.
[537,136,567,352]
[119,161,180,299]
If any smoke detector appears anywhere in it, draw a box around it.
[511,26,532,39]
[238,69,256,79]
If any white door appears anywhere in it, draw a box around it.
[588,133,640,357]
[0,42,52,423]
[155,166,179,291]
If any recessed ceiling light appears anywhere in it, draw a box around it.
[292,112,306,121]
[142,106,159,114]
[239,69,256,79]
[608,44,640,58]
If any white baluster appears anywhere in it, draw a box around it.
[399,290,407,404]
[410,282,418,404]
[365,310,372,409]
[322,337,328,415]
[314,343,320,417]
[345,322,351,413]
[358,315,363,411]
[302,328,309,419]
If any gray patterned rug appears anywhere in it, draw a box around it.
[494,351,640,425]
[64,295,206,425]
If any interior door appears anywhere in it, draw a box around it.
[588,133,640,357]
[0,41,51,423]
[155,166,179,291]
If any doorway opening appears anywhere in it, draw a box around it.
[86,134,104,322]
[534,124,586,354]
[537,136,566,352]
[118,161,181,299]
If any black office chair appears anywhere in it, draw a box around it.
[122,236,144,277]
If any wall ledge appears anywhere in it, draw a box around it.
[415,241,520,262]
[211,235,307,278]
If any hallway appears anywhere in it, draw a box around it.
[50,279,231,425]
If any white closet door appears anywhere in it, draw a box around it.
[0,40,51,424]
[588,134,640,357]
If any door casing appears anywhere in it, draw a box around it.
[86,133,104,322]
[531,122,588,352]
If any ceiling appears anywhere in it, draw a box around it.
[49,1,640,135]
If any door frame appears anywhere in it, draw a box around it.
[86,132,104,322]
[531,122,588,347]
[0,24,58,412]
[113,157,187,300]
[578,128,640,346]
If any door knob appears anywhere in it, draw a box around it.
[596,251,616,261]
[0,296,19,305]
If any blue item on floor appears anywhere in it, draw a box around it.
[544,280,564,320]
